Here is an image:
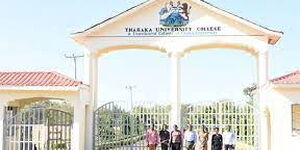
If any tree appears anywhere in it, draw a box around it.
[243,83,257,105]
[24,100,73,113]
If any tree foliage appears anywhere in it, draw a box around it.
[243,83,257,104]
[23,100,73,113]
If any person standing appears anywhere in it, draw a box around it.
[196,126,209,150]
[211,127,223,150]
[146,124,159,150]
[184,124,197,150]
[159,124,170,150]
[223,126,236,150]
[170,124,183,150]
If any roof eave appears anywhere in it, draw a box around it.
[70,34,86,45]
[196,0,284,45]
[0,86,82,91]
[71,0,153,37]
[272,83,300,89]
[268,33,283,45]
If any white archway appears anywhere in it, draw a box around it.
[71,0,282,149]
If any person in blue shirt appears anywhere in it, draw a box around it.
[184,124,197,150]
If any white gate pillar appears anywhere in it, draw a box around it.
[83,51,98,150]
[0,103,5,150]
[263,107,271,150]
[72,88,89,150]
[256,50,270,150]
[169,52,183,128]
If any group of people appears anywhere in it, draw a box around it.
[145,124,236,150]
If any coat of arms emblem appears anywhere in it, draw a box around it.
[159,1,192,27]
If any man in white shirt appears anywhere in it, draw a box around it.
[184,124,197,150]
[223,126,236,150]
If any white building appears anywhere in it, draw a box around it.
[266,70,300,150]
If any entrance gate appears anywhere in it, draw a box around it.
[182,100,256,150]
[94,100,255,150]
[93,101,170,150]
[3,107,72,150]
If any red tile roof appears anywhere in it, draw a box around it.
[0,72,82,87]
[271,70,300,84]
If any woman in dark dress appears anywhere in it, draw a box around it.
[211,127,223,150]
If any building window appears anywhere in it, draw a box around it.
[292,104,300,135]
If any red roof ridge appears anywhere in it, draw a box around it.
[50,71,82,83]
[271,70,300,84]
[0,71,83,87]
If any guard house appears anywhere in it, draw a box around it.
[0,72,88,150]
[0,0,299,150]
[266,71,300,150]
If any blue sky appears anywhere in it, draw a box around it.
[0,0,299,104]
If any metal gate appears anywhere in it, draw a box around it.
[3,107,72,150]
[93,100,255,150]
[93,101,170,150]
[182,100,255,150]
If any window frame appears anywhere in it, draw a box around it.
[292,104,300,136]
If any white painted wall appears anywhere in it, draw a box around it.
[265,87,300,150]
